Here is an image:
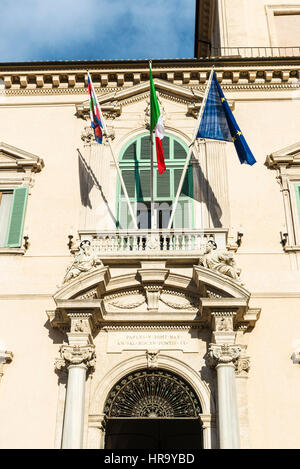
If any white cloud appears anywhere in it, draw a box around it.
[0,0,195,61]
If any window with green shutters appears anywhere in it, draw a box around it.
[117,134,193,229]
[0,186,28,248]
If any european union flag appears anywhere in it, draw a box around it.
[197,72,256,166]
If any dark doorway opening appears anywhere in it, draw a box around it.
[105,418,203,450]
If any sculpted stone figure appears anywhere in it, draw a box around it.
[63,240,103,284]
[200,240,242,284]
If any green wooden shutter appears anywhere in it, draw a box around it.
[140,137,150,160]
[174,140,187,159]
[121,170,136,198]
[162,136,170,159]
[6,186,28,248]
[123,142,137,161]
[138,169,151,200]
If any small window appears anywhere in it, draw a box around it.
[0,186,28,248]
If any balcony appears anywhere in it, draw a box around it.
[210,46,300,59]
[79,228,228,260]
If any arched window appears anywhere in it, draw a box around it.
[117,133,193,229]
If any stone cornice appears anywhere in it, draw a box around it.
[0,60,299,96]
[266,142,300,168]
[0,141,44,172]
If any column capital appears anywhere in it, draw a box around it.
[55,344,96,372]
[208,343,241,367]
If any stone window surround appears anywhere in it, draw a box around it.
[266,142,300,252]
[265,4,300,48]
[0,142,44,255]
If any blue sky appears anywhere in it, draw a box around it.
[0,0,195,62]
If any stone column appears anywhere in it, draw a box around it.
[56,344,96,449]
[209,344,241,449]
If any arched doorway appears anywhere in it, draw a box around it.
[103,369,203,449]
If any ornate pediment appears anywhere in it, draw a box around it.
[75,78,210,120]
[48,263,260,335]
[266,142,300,168]
[0,142,44,172]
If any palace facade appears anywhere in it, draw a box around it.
[0,0,300,449]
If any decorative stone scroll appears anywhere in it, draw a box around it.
[235,357,251,377]
[55,344,96,371]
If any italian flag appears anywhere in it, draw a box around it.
[150,66,166,174]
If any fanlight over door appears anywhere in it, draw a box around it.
[104,369,202,418]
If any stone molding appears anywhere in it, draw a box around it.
[208,344,241,367]
[1,63,299,96]
[199,413,216,429]
[48,265,260,334]
[0,142,44,172]
[266,142,300,251]
[55,344,96,371]
[0,142,44,189]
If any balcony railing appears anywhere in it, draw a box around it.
[79,229,228,256]
[210,46,300,58]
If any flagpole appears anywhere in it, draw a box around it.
[149,61,156,230]
[167,68,214,230]
[87,71,138,230]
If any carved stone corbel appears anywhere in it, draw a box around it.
[0,351,13,382]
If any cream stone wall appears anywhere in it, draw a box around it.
[215,0,300,49]
[0,56,300,448]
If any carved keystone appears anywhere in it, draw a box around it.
[138,268,169,311]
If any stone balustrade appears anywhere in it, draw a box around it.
[78,229,228,255]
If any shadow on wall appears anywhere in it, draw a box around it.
[193,161,223,228]
[77,149,117,226]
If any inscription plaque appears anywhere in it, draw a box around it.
[107,330,199,353]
